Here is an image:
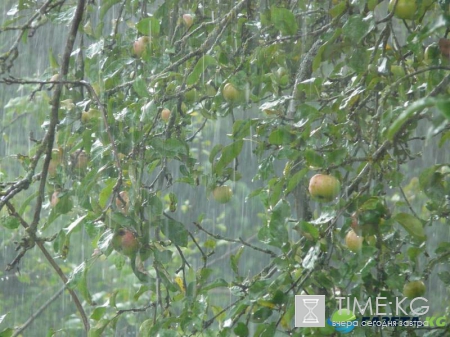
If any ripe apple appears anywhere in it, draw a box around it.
[133,36,150,57]
[403,280,426,299]
[345,230,363,252]
[112,228,140,257]
[50,191,60,208]
[115,191,129,214]
[388,0,417,20]
[308,174,341,202]
[222,83,240,102]
[182,14,194,28]
[212,185,233,204]
[161,108,171,122]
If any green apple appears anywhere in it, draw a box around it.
[133,36,150,57]
[222,83,240,102]
[403,280,426,299]
[345,230,363,252]
[112,228,140,257]
[308,174,341,202]
[388,0,417,20]
[213,185,233,203]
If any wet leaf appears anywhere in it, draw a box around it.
[394,213,426,241]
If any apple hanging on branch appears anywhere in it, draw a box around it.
[133,36,150,57]
[212,185,233,204]
[308,174,341,202]
[112,228,141,257]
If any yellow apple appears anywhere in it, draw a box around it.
[222,83,240,102]
[308,174,341,202]
[212,185,233,204]
[403,280,426,299]
[182,14,194,28]
[388,0,417,20]
[161,108,171,122]
[345,230,363,252]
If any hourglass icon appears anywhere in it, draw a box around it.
[302,298,319,323]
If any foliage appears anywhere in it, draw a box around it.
[1,0,450,336]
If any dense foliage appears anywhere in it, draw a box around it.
[1,0,450,336]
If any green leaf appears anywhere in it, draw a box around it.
[387,98,434,140]
[136,17,160,37]
[419,165,447,199]
[90,307,107,321]
[213,140,243,175]
[268,127,293,145]
[329,1,347,18]
[258,200,289,248]
[234,322,249,337]
[394,213,426,241]
[0,328,14,337]
[99,178,115,208]
[64,215,87,236]
[187,55,217,85]
[67,262,86,290]
[251,307,273,323]
[270,6,297,35]
[232,119,252,139]
[305,149,324,168]
[160,218,188,247]
[436,98,450,121]
[1,216,20,229]
[100,0,121,20]
[230,246,245,275]
[209,144,223,163]
[285,168,308,194]
[201,278,229,292]
[342,15,372,43]
[133,77,149,98]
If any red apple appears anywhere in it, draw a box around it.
[133,36,150,57]
[308,174,341,202]
[112,228,140,257]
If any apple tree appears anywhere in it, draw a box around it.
[0,0,450,336]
